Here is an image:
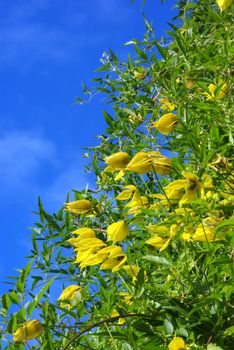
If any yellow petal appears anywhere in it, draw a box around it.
[105,152,129,169]
[217,0,233,11]
[65,199,92,214]
[107,221,129,242]
[168,336,186,350]
[13,320,44,343]
[152,113,178,134]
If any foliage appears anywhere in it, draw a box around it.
[1,1,234,349]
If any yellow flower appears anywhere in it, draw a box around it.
[123,264,140,279]
[58,285,82,309]
[217,0,233,11]
[168,336,187,350]
[192,217,223,242]
[125,190,149,215]
[146,235,171,250]
[65,199,92,215]
[145,224,176,251]
[152,113,178,134]
[128,113,144,126]
[164,172,212,207]
[107,221,129,242]
[100,251,127,272]
[110,309,125,324]
[13,320,44,343]
[204,82,228,100]
[119,292,133,305]
[105,152,129,169]
[160,97,176,111]
[210,154,230,172]
[69,237,106,250]
[72,227,96,235]
[127,151,171,175]
[116,185,136,200]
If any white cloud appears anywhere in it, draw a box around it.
[0,130,56,189]
[41,159,90,211]
[0,0,133,65]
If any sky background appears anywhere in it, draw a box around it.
[0,0,177,294]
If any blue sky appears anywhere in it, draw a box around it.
[0,0,177,293]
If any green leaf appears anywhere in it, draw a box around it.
[143,255,171,266]
[134,45,147,60]
[7,314,17,333]
[164,319,174,335]
[103,110,115,127]
[27,277,56,316]
[207,344,223,350]
[2,294,11,311]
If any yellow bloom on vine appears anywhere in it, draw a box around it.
[152,113,178,134]
[100,247,127,272]
[65,199,92,215]
[146,224,177,251]
[119,292,133,305]
[110,309,125,324]
[192,217,223,242]
[204,82,228,100]
[58,285,82,309]
[13,320,44,343]
[125,190,149,215]
[160,97,176,111]
[116,185,136,200]
[72,227,96,236]
[105,151,129,169]
[217,0,233,11]
[168,336,187,350]
[107,221,129,242]
[164,172,212,207]
[127,151,171,175]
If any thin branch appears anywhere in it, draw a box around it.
[62,313,153,350]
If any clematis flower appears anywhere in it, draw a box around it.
[217,0,233,11]
[168,336,187,350]
[128,113,144,125]
[160,97,176,111]
[65,199,92,215]
[146,224,177,251]
[125,190,149,215]
[127,151,171,175]
[116,185,136,200]
[13,320,44,343]
[152,113,178,134]
[100,249,127,272]
[204,82,228,100]
[110,309,125,324]
[123,264,140,279]
[107,221,129,242]
[72,227,96,235]
[164,172,212,207]
[58,285,82,309]
[104,152,129,169]
[119,292,133,305]
[192,217,223,242]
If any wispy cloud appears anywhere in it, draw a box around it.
[41,159,90,211]
[0,130,56,190]
[0,0,133,65]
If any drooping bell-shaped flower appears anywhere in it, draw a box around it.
[152,113,178,134]
[217,0,233,11]
[13,320,44,343]
[65,199,92,214]
[107,221,129,242]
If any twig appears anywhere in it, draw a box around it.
[62,313,153,350]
